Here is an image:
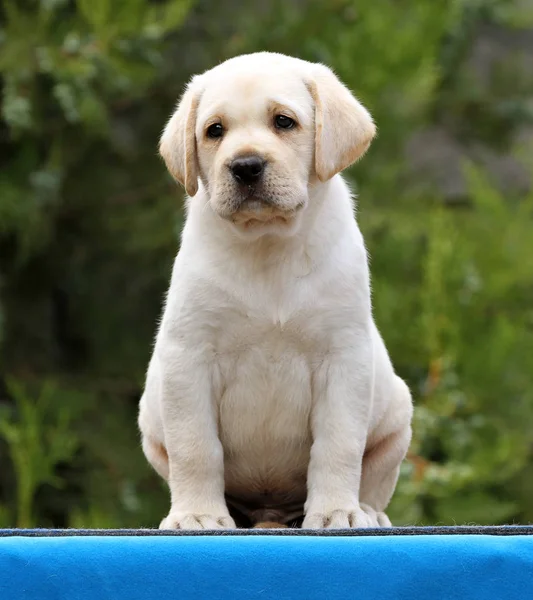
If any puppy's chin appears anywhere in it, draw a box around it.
[215,197,306,240]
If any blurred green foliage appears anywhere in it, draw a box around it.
[0,0,532,528]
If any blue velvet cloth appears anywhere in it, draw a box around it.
[1,528,532,599]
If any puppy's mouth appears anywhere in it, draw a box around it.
[230,197,303,229]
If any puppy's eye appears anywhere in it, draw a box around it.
[274,114,296,130]
[206,123,224,139]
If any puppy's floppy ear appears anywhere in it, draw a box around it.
[159,76,202,197]
[306,65,376,182]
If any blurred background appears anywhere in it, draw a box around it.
[1,0,532,529]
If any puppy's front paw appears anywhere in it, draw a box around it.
[159,511,236,530]
[302,506,375,529]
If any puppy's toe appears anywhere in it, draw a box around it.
[217,516,237,528]
[359,503,392,527]
[347,507,374,528]
[303,506,375,529]
[159,511,236,530]
[326,510,351,529]
[375,511,392,527]
[301,513,328,529]
[197,515,234,529]
[179,514,208,530]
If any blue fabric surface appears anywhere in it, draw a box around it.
[1,531,533,599]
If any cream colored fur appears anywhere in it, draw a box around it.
[138,52,412,530]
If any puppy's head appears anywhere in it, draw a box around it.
[160,53,375,239]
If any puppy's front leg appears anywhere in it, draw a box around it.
[159,346,235,530]
[303,349,375,529]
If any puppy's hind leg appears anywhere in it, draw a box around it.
[139,360,169,481]
[360,378,412,527]
[142,434,169,481]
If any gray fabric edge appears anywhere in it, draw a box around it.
[0,526,532,537]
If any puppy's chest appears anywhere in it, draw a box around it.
[211,276,333,356]
[209,277,336,415]
[212,298,325,378]
[215,313,316,415]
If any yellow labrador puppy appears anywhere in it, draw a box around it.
[138,52,412,530]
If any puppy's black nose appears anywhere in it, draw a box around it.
[230,156,265,185]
